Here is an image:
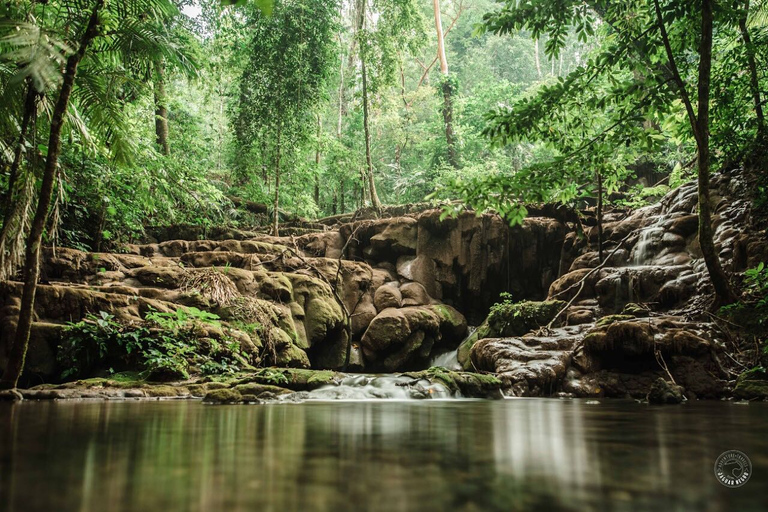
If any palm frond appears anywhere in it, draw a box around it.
[0,20,71,93]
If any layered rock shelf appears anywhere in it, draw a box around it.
[1,169,765,400]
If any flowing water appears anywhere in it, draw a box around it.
[0,399,766,512]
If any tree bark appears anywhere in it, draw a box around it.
[738,0,764,136]
[273,124,282,237]
[534,39,542,78]
[314,115,321,207]
[153,60,170,156]
[597,171,604,264]
[433,0,458,168]
[696,0,738,305]
[1,0,104,389]
[359,0,381,210]
[654,0,737,306]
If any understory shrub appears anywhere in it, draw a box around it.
[58,308,250,381]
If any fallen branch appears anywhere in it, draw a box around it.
[545,230,636,330]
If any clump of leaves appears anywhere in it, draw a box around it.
[58,308,250,382]
[721,263,768,330]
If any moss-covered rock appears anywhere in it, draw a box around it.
[734,369,768,399]
[203,388,243,404]
[646,378,685,404]
[402,367,502,398]
[242,367,341,391]
[458,300,566,370]
[595,314,636,328]
[233,382,292,398]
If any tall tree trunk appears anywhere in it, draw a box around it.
[314,115,322,207]
[654,0,737,306]
[359,0,381,210]
[433,0,458,168]
[1,0,104,389]
[153,60,170,156]
[534,39,542,78]
[273,125,282,237]
[597,171,604,264]
[697,0,737,305]
[340,180,345,213]
[738,0,765,137]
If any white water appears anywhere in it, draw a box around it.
[295,373,454,401]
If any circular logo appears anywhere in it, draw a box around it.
[714,450,752,488]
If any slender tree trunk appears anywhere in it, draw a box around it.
[1,85,37,238]
[697,0,737,305]
[359,0,380,210]
[433,0,458,168]
[534,39,542,78]
[361,59,381,210]
[314,115,321,207]
[340,180,345,213]
[1,0,104,389]
[273,125,282,237]
[654,0,737,306]
[738,0,764,136]
[597,172,604,264]
[153,60,170,156]
[337,34,346,137]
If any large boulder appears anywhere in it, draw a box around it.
[361,305,467,372]
[457,300,566,370]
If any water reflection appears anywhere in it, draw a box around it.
[0,399,765,512]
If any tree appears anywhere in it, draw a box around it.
[0,0,190,388]
[234,0,338,235]
[432,0,458,167]
[445,0,760,306]
[355,0,426,210]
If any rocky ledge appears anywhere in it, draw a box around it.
[0,367,502,402]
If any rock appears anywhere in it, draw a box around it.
[374,283,402,311]
[233,383,292,398]
[469,326,584,395]
[203,388,243,404]
[733,370,768,400]
[647,378,685,404]
[457,300,566,370]
[400,282,431,307]
[361,305,467,372]
[402,368,502,398]
[0,389,23,401]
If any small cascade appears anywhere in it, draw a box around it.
[430,349,461,370]
[428,326,477,371]
[294,374,454,401]
[631,225,664,266]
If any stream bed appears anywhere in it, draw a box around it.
[0,398,766,511]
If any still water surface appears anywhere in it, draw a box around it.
[0,399,766,512]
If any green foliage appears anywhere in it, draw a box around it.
[721,263,768,338]
[58,308,249,382]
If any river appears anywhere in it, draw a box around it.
[0,398,765,511]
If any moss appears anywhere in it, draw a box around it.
[595,314,635,327]
[245,367,340,391]
[457,300,565,370]
[734,369,768,399]
[203,388,243,404]
[275,343,311,368]
[233,383,292,397]
[143,385,186,397]
[304,297,343,345]
[403,367,502,398]
[621,303,649,317]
